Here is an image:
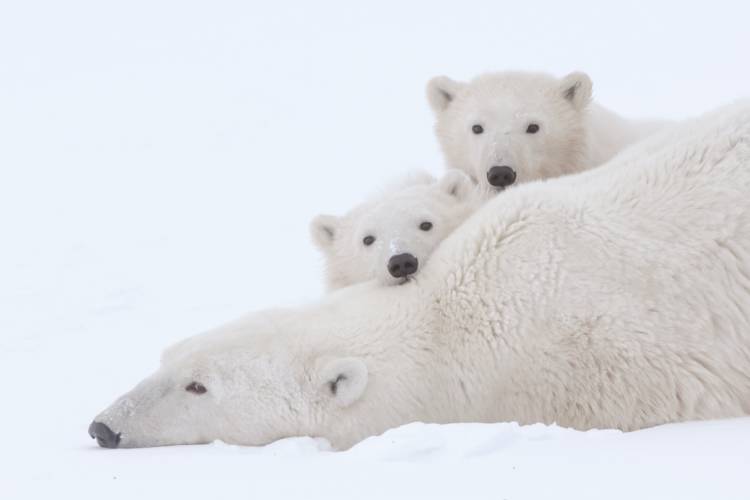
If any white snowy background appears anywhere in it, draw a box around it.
[1,1,749,498]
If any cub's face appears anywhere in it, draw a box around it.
[427,71,593,194]
[311,170,477,290]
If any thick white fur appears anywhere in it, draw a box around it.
[92,102,750,450]
[310,169,480,289]
[427,71,668,193]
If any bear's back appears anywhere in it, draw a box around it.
[421,101,750,430]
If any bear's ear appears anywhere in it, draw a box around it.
[310,214,339,250]
[437,169,476,202]
[319,357,368,408]
[426,76,465,113]
[559,71,593,110]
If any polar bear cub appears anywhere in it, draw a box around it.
[311,170,478,290]
[427,70,667,192]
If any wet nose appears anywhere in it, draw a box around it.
[388,253,419,278]
[487,166,517,188]
[88,421,121,448]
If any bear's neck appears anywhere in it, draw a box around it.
[584,102,648,168]
[305,281,470,443]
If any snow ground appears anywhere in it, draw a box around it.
[1,1,749,499]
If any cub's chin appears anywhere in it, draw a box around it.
[378,274,417,287]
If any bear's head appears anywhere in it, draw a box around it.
[310,169,477,290]
[427,71,593,193]
[88,313,374,449]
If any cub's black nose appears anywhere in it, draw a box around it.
[88,421,121,449]
[487,166,517,188]
[388,253,419,278]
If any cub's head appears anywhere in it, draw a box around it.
[311,170,477,290]
[427,71,593,193]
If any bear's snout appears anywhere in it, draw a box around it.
[487,165,517,188]
[88,421,121,449]
[388,253,419,279]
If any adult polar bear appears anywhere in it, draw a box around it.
[89,102,750,450]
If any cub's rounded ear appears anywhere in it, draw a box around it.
[559,71,592,110]
[437,169,476,202]
[319,357,368,408]
[426,76,465,113]
[310,214,339,250]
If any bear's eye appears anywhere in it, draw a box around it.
[526,123,540,134]
[185,382,207,395]
[362,235,375,246]
[419,222,433,231]
[471,124,484,135]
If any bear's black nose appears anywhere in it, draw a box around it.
[388,253,419,279]
[88,421,121,449]
[487,166,517,188]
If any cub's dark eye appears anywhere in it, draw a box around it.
[363,235,375,246]
[472,124,484,134]
[419,222,433,231]
[526,123,540,134]
[185,382,207,395]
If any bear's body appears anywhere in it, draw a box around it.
[91,102,750,450]
[427,71,667,192]
[310,170,479,289]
